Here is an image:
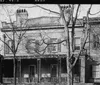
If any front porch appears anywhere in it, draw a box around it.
[1,56,86,85]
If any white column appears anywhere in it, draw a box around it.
[80,56,85,83]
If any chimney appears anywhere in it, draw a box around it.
[16,9,28,27]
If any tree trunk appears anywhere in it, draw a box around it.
[13,26,16,85]
[37,58,41,83]
[13,56,16,85]
[61,12,71,85]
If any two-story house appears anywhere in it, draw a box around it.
[1,9,86,85]
[83,17,100,83]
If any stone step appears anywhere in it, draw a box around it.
[74,83,94,85]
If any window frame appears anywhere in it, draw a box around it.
[93,34,99,49]
[74,37,81,51]
[48,38,61,53]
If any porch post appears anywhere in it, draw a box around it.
[17,59,21,84]
[37,58,41,83]
[80,56,85,83]
[0,55,3,84]
[19,59,21,84]
[58,57,61,83]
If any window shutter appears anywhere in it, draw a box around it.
[5,41,9,54]
[8,40,13,53]
[47,39,52,53]
[58,39,61,52]
[93,34,96,48]
[93,35,99,49]
[81,38,84,49]
[96,35,99,48]
[35,40,40,52]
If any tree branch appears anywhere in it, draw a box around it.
[35,4,60,15]
[0,38,13,53]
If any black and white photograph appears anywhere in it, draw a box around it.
[0,4,100,85]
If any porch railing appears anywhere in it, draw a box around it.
[2,76,79,84]
[3,78,18,83]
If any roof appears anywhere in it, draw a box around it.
[1,16,83,30]
[26,16,62,27]
[26,16,83,28]
[83,17,100,24]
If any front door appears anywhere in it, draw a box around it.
[29,65,36,82]
[51,64,58,78]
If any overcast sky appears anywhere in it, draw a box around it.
[0,4,100,23]
[0,4,100,28]
[0,4,100,36]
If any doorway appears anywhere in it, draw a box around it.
[29,65,36,82]
[51,64,58,77]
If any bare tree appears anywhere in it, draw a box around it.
[0,4,96,85]
[34,4,93,85]
[0,5,30,85]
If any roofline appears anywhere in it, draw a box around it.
[1,25,84,32]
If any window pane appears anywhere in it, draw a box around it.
[75,38,80,50]
[93,34,99,49]
[8,40,13,53]
[48,38,58,53]
[75,38,80,45]
[74,46,80,50]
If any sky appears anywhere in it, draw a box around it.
[0,4,100,24]
[1,4,100,38]
[0,4,100,33]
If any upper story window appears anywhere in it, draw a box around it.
[48,38,61,53]
[74,37,81,50]
[5,40,13,54]
[93,34,99,49]
[25,39,41,53]
[8,40,13,53]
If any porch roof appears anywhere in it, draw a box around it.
[3,54,67,60]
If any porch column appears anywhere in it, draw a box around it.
[58,57,61,83]
[37,58,41,83]
[17,59,21,83]
[0,55,3,84]
[80,56,85,83]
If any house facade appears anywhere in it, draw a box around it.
[83,17,100,83]
[1,9,88,85]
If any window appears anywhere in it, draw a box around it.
[8,40,13,53]
[50,38,58,52]
[93,34,99,49]
[34,40,40,52]
[5,40,13,54]
[25,39,40,53]
[74,37,81,50]
[4,41,9,54]
[48,38,61,53]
